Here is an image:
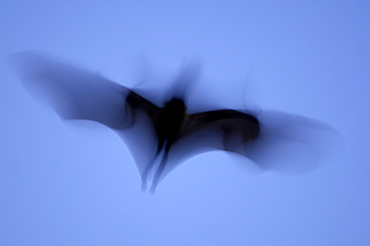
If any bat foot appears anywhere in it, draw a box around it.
[149,184,157,195]
[141,181,147,192]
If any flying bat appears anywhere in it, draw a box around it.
[9,51,340,193]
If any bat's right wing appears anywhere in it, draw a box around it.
[9,51,160,130]
[9,51,161,178]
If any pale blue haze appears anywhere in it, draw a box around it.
[1,1,369,245]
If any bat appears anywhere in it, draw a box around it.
[9,51,341,193]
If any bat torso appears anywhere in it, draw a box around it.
[157,98,187,151]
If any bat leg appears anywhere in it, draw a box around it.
[149,152,168,194]
[141,155,156,192]
[149,141,172,194]
[141,139,165,192]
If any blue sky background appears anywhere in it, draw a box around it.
[1,1,369,245]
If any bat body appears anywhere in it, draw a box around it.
[10,51,339,193]
[121,90,259,192]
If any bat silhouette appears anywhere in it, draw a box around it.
[9,51,340,193]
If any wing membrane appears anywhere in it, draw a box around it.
[10,51,161,182]
[10,51,160,130]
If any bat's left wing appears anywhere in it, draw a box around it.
[157,108,342,183]
[180,109,260,152]
[152,109,260,183]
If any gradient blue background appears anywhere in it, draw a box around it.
[1,1,369,245]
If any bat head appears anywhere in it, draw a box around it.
[161,61,202,106]
[165,98,186,110]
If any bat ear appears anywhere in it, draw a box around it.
[162,60,203,104]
